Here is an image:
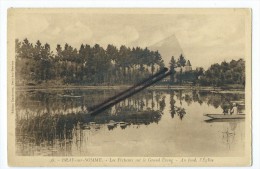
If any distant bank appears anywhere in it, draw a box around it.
[16,84,244,91]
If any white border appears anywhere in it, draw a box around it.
[0,0,259,169]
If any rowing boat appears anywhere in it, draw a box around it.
[204,114,245,119]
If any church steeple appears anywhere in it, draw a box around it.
[186,60,191,66]
[184,60,192,72]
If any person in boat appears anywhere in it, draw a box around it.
[222,104,230,115]
[230,103,238,115]
[223,108,229,115]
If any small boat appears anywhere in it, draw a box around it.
[119,122,128,127]
[107,123,115,127]
[109,120,116,123]
[205,118,244,123]
[204,114,245,119]
[107,120,117,127]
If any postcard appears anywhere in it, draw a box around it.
[7,8,251,166]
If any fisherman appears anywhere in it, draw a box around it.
[230,103,238,115]
[223,108,229,115]
[222,104,230,115]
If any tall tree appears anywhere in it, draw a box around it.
[169,56,177,84]
[178,54,186,67]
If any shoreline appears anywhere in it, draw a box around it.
[15,84,245,92]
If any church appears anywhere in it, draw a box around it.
[175,60,192,72]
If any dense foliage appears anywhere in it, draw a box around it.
[15,38,245,87]
[15,39,164,85]
[198,59,245,86]
[168,55,245,87]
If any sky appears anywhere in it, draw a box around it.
[12,9,249,69]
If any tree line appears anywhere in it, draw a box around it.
[168,55,245,87]
[198,59,245,87]
[15,38,245,87]
[15,38,165,85]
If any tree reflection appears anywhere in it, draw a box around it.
[169,91,187,120]
[177,108,186,120]
[170,91,176,118]
[15,89,245,155]
[184,94,192,106]
[16,89,167,148]
[159,96,166,111]
[175,90,183,105]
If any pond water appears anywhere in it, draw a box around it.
[15,88,245,157]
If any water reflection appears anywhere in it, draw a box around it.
[15,89,245,156]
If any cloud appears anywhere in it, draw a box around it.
[13,11,247,69]
[62,21,92,39]
[47,23,93,49]
[52,21,93,48]
[15,14,50,39]
[99,26,139,47]
[132,30,169,48]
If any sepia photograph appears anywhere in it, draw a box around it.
[7,8,251,167]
